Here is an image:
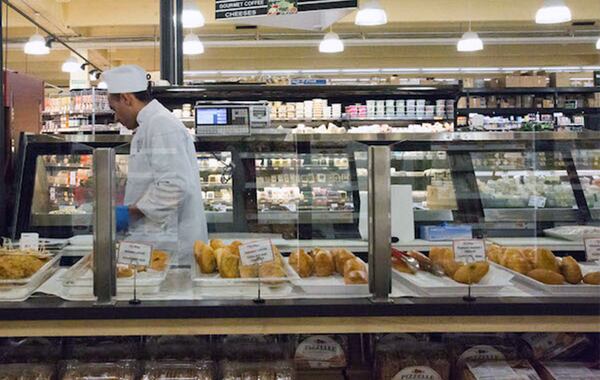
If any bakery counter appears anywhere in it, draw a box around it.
[0,295,597,337]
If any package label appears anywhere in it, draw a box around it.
[584,238,600,262]
[542,362,597,380]
[466,361,518,380]
[392,366,442,380]
[295,335,346,369]
[458,345,506,367]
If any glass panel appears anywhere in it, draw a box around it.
[572,149,600,220]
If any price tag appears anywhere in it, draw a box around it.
[284,203,297,212]
[20,233,39,251]
[453,239,486,263]
[117,242,152,266]
[239,240,274,267]
[528,195,547,208]
[69,171,77,186]
[584,238,600,262]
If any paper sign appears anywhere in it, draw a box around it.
[584,238,600,262]
[528,195,547,208]
[238,240,274,266]
[20,233,39,251]
[453,239,486,263]
[117,242,152,266]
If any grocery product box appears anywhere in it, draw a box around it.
[550,72,595,87]
[521,75,548,88]
[420,224,472,241]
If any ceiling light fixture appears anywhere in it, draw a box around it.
[24,32,50,55]
[61,56,80,73]
[319,31,344,53]
[355,0,388,26]
[457,31,483,52]
[535,0,572,24]
[596,37,600,50]
[182,0,205,28]
[183,33,205,55]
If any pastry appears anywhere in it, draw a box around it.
[214,247,233,269]
[344,270,368,284]
[258,261,286,278]
[150,250,169,271]
[272,245,284,266]
[522,247,536,263]
[500,248,523,267]
[289,249,314,278]
[533,248,559,273]
[504,250,533,275]
[332,249,356,274]
[219,252,240,278]
[343,258,366,275]
[210,239,226,250]
[239,264,259,278]
[392,256,416,274]
[583,272,600,285]
[429,247,454,264]
[313,249,335,277]
[117,266,134,278]
[440,260,463,277]
[229,240,243,255]
[527,269,565,285]
[560,256,583,284]
[485,244,503,264]
[453,262,489,284]
[196,244,216,274]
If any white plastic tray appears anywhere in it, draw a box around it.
[0,254,61,301]
[290,258,370,296]
[392,264,513,297]
[61,254,169,296]
[492,262,600,296]
[191,257,298,298]
[543,226,600,241]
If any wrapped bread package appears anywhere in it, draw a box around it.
[374,341,450,380]
[294,335,347,369]
[220,360,294,380]
[141,361,214,380]
[0,363,55,380]
[536,361,600,380]
[462,360,541,380]
[519,333,592,361]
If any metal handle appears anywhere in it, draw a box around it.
[367,145,392,302]
[93,148,116,304]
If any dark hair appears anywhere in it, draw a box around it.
[132,82,153,102]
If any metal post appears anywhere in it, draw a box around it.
[367,145,391,302]
[0,2,6,237]
[160,0,183,85]
[93,148,116,304]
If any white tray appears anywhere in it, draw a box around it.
[0,254,61,301]
[492,262,600,296]
[61,254,169,295]
[290,258,370,296]
[544,226,600,241]
[392,264,513,297]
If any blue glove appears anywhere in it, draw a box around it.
[115,205,130,232]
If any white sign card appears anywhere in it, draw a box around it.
[20,233,39,251]
[584,238,600,262]
[528,195,547,208]
[453,239,486,263]
[117,242,152,266]
[239,240,274,267]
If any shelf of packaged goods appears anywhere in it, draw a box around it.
[48,184,79,189]
[250,182,358,190]
[253,210,356,223]
[44,164,91,170]
[200,182,232,188]
[42,111,114,117]
[483,208,579,222]
[456,108,599,116]
[461,87,600,95]
[256,165,350,172]
[30,213,92,227]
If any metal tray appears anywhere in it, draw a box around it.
[290,257,370,296]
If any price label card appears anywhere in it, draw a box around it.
[239,240,274,267]
[69,171,77,186]
[584,238,600,262]
[20,233,39,251]
[453,239,486,263]
[117,242,152,266]
[528,195,547,208]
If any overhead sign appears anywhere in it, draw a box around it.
[216,0,356,19]
[215,0,357,31]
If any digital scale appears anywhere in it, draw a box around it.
[195,101,270,136]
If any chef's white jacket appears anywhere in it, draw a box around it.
[123,99,207,265]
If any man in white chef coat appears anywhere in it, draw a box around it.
[101,65,207,265]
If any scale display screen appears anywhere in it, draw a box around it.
[196,108,228,125]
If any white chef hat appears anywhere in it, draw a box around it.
[101,65,148,94]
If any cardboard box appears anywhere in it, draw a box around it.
[521,75,548,88]
[505,75,522,88]
[550,72,594,87]
[486,78,505,89]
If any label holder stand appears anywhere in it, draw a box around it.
[129,259,141,305]
[253,260,265,304]
[462,256,477,303]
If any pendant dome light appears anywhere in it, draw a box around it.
[183,32,205,55]
[61,56,80,73]
[24,32,49,55]
[355,0,388,26]
[535,0,572,24]
[596,37,600,50]
[319,31,344,53]
[182,0,205,28]
[457,0,483,52]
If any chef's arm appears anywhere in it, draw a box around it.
[134,131,188,224]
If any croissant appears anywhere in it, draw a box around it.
[313,249,335,277]
[289,249,314,278]
[332,249,356,274]
[429,247,454,264]
[533,248,559,273]
[560,256,583,284]
[218,252,240,278]
[344,270,368,284]
[343,258,366,276]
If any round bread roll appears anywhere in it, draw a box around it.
[332,248,356,274]
[343,257,366,276]
[313,249,335,277]
[344,270,368,285]
[289,249,314,278]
